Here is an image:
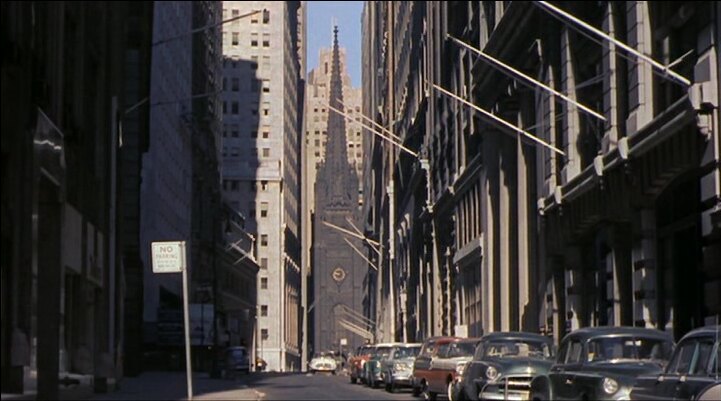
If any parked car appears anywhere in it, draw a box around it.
[382,343,422,393]
[631,325,720,401]
[530,326,674,401]
[414,336,481,400]
[453,331,554,401]
[349,344,373,384]
[309,351,338,374]
[364,342,403,388]
[413,337,460,397]
[223,346,250,378]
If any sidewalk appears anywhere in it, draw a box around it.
[90,371,262,401]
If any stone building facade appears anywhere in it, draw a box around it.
[362,1,720,344]
[220,1,305,372]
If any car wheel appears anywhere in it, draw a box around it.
[422,382,437,401]
[412,383,421,397]
[447,381,455,401]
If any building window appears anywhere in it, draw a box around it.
[262,33,270,47]
[263,103,270,116]
[231,180,239,191]
[232,9,239,17]
[262,126,270,139]
[231,102,239,114]
[260,258,268,269]
[232,77,239,91]
[250,147,258,159]
[251,130,258,138]
[261,329,269,340]
[260,277,268,289]
[232,32,239,46]
[251,78,259,92]
[231,125,239,137]
[222,147,228,157]
[223,102,227,114]
[251,9,259,24]
[263,10,270,24]
[262,80,270,93]
[261,234,268,246]
[251,33,258,47]
[315,139,320,147]
[260,202,268,217]
[261,305,268,316]
[231,147,239,157]
[251,108,258,116]
[261,181,268,191]
[262,148,270,158]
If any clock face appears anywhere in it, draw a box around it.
[332,267,346,283]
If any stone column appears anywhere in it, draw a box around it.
[632,209,657,328]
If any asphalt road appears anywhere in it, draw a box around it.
[251,372,423,401]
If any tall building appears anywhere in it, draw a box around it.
[140,2,195,355]
[302,30,364,359]
[1,2,153,397]
[221,1,305,372]
[311,26,369,355]
[363,1,720,344]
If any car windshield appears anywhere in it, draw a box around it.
[586,336,673,364]
[230,348,247,358]
[394,347,421,359]
[480,340,552,359]
[665,337,716,375]
[447,342,477,358]
[376,346,393,358]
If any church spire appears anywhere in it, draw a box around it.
[322,25,352,203]
[326,25,350,177]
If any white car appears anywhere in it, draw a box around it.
[309,353,338,374]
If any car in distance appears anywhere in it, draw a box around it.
[365,342,403,388]
[308,352,338,374]
[530,326,674,401]
[223,346,250,378]
[349,344,373,384]
[382,343,422,393]
[453,331,554,401]
[631,325,720,401]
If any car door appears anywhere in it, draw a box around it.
[676,338,719,400]
[551,339,584,400]
[430,341,452,392]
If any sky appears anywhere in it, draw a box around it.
[306,1,364,88]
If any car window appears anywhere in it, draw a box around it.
[667,340,698,375]
[481,340,552,359]
[447,342,477,358]
[377,346,393,358]
[555,340,569,364]
[420,342,436,358]
[586,336,672,363]
[566,341,583,364]
[395,347,420,359]
[437,343,451,358]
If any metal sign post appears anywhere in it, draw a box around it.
[151,241,193,400]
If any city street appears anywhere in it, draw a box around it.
[91,372,419,401]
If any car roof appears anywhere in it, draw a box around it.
[481,331,553,343]
[561,326,673,342]
[375,342,405,347]
[679,325,721,341]
[422,336,460,344]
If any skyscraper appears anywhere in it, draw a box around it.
[220,1,305,372]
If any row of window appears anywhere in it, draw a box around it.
[223,101,271,116]
[222,146,272,158]
[225,8,270,24]
[222,77,270,93]
[223,125,271,139]
[223,180,270,192]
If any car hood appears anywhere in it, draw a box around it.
[476,358,553,377]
